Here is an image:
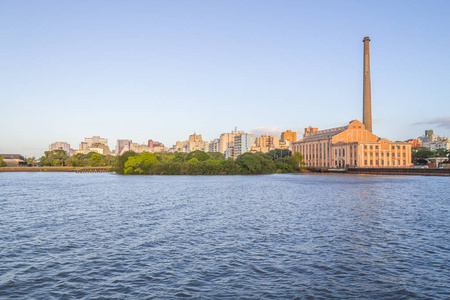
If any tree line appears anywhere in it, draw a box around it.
[38,150,116,167]
[26,149,305,175]
[112,149,305,175]
[412,147,449,164]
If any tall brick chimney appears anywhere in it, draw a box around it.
[363,36,372,133]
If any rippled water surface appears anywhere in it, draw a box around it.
[0,173,449,299]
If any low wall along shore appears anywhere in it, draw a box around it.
[1,166,449,176]
[307,167,450,176]
[347,167,450,176]
[0,167,110,173]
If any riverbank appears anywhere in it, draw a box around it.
[307,167,450,176]
[0,167,110,173]
[2,166,449,176]
[348,167,450,176]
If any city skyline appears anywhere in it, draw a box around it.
[1,1,449,158]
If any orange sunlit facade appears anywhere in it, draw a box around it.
[281,130,297,142]
[292,120,412,168]
[406,139,422,148]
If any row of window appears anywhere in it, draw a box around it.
[297,143,330,161]
[305,162,330,167]
[364,159,407,166]
[296,144,409,165]
[334,148,345,157]
[310,159,408,167]
[364,152,406,157]
[363,145,406,150]
[333,160,357,167]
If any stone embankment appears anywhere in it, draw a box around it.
[306,167,450,176]
[347,167,450,176]
[0,167,110,173]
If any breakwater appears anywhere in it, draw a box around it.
[306,167,450,176]
[347,167,450,176]
[0,167,110,173]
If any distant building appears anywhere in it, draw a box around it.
[281,130,297,142]
[417,129,449,151]
[82,136,108,148]
[76,144,112,155]
[77,136,112,155]
[219,128,244,154]
[419,129,439,144]
[427,139,450,151]
[152,140,168,153]
[188,134,206,152]
[204,141,211,153]
[49,142,71,156]
[129,143,153,153]
[172,134,206,153]
[116,139,132,155]
[229,133,254,159]
[304,126,318,136]
[256,135,280,153]
[279,140,291,150]
[146,140,167,153]
[209,139,220,153]
[406,139,422,148]
[174,141,189,153]
[116,139,167,155]
[234,133,254,158]
[0,154,26,167]
[292,120,412,168]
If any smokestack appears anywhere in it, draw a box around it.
[363,36,372,133]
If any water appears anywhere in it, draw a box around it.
[0,173,449,299]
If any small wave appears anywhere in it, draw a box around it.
[175,292,192,297]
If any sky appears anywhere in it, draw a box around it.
[1,1,449,158]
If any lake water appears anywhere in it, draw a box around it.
[0,173,449,299]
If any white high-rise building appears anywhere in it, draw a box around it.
[49,142,71,156]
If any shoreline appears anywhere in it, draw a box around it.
[307,167,450,176]
[0,167,110,173]
[1,166,449,176]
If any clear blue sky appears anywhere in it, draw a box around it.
[1,1,449,157]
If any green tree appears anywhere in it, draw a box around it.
[124,152,158,174]
[268,149,292,160]
[39,150,68,166]
[66,153,86,167]
[275,159,294,172]
[172,152,188,163]
[435,148,449,158]
[112,151,137,174]
[0,156,6,167]
[113,150,307,175]
[186,150,210,162]
[103,154,116,166]
[218,158,242,175]
[236,152,276,174]
[208,152,225,161]
[184,158,203,174]
[90,153,103,166]
[412,148,435,164]
[159,162,183,175]
[289,152,305,169]
[26,157,37,167]
[155,152,169,163]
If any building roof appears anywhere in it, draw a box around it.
[0,154,25,160]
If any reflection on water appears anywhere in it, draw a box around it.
[0,173,449,299]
